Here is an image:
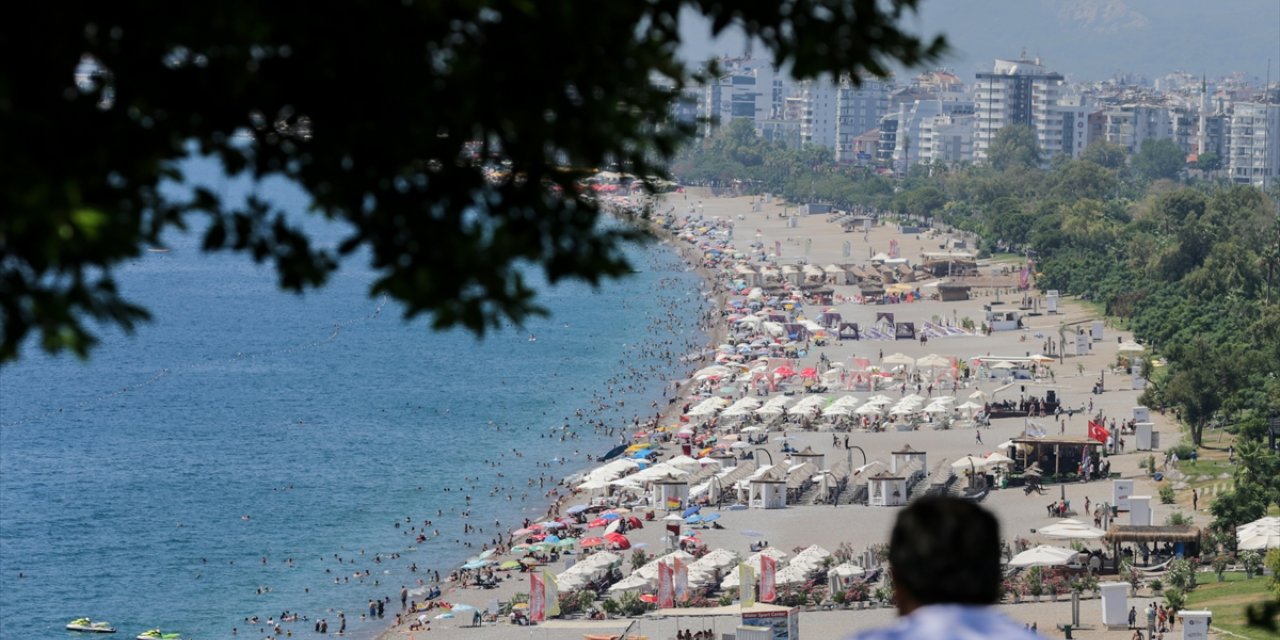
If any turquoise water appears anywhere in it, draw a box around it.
[0,164,707,639]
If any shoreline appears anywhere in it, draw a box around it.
[372,194,724,640]
[376,191,1195,640]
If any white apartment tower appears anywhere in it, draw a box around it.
[796,79,839,149]
[973,58,1065,162]
[1228,102,1280,187]
[701,58,788,136]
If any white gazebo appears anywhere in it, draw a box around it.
[791,446,825,470]
[748,471,788,509]
[867,471,908,507]
[653,474,690,512]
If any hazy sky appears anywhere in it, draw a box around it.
[679,0,1280,83]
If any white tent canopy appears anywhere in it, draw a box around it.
[1036,518,1106,540]
[1237,516,1280,550]
[1008,545,1079,568]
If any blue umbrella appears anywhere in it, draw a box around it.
[682,505,702,518]
[543,534,561,543]
[601,513,621,521]
[702,513,721,523]
[461,560,489,570]
[685,514,703,525]
[566,504,590,515]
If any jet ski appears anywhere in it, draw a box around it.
[66,618,117,633]
[136,630,180,640]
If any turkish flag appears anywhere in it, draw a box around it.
[1087,420,1110,444]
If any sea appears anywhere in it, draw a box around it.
[0,159,709,639]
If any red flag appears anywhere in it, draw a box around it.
[760,555,777,603]
[1087,420,1110,444]
[530,572,546,621]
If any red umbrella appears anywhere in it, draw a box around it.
[580,537,605,548]
[639,594,657,604]
[512,527,537,537]
[799,367,819,379]
[625,516,644,529]
[774,365,796,378]
[605,533,631,550]
[588,517,609,528]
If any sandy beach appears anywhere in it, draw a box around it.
[379,190,1204,640]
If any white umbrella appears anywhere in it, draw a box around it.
[882,352,916,365]
[916,354,951,368]
[984,452,1016,467]
[951,455,990,472]
[1237,516,1280,550]
[969,390,987,400]
[1037,518,1106,540]
[956,401,984,411]
[1008,545,1080,568]
[990,360,1017,369]
[1029,354,1056,363]
[855,403,883,416]
[866,394,893,405]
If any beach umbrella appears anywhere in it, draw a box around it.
[434,613,454,620]
[555,539,577,548]
[604,521,621,535]
[969,390,987,400]
[865,394,893,405]
[512,527,537,537]
[984,452,1015,467]
[511,544,532,553]
[450,604,477,612]
[956,401,983,411]
[639,594,658,604]
[730,441,752,450]
[1037,518,1106,540]
[685,514,703,525]
[1029,354,1056,363]
[855,403,883,416]
[951,456,990,472]
[625,516,644,529]
[479,549,497,559]
[1008,545,1079,568]
[916,354,951,368]
[461,559,490,570]
[702,513,721,523]
[588,517,609,528]
[601,512,622,521]
[663,514,685,523]
[799,367,819,379]
[882,352,915,365]
[498,561,521,570]
[1237,516,1280,550]
[682,505,702,518]
[580,537,605,548]
[990,360,1016,369]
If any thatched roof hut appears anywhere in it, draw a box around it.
[1105,524,1202,544]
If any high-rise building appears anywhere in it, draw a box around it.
[700,58,788,136]
[973,58,1065,162]
[795,79,840,149]
[1228,102,1280,187]
[836,78,892,162]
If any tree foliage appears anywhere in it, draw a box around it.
[0,1,946,362]
[1131,138,1187,182]
[988,124,1041,172]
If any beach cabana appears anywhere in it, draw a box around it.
[748,470,788,509]
[1104,524,1202,559]
[890,445,927,475]
[867,471,908,507]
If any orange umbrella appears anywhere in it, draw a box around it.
[580,537,605,548]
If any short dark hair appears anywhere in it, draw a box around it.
[888,496,1001,605]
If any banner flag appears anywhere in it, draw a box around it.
[760,555,777,602]
[544,570,560,617]
[674,557,689,602]
[530,572,545,621]
[657,561,675,608]
[739,562,756,608]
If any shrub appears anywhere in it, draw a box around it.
[1167,442,1195,460]
[631,549,651,572]
[1241,550,1263,579]
[1165,511,1190,525]
[1166,558,1194,591]
[1147,578,1163,593]
[1027,566,1045,596]
[1163,588,1186,611]
[1266,549,1280,597]
[1212,554,1230,581]
[1158,485,1176,504]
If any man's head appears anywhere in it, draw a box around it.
[888,496,1001,613]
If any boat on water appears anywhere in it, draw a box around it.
[136,630,180,640]
[66,618,117,633]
